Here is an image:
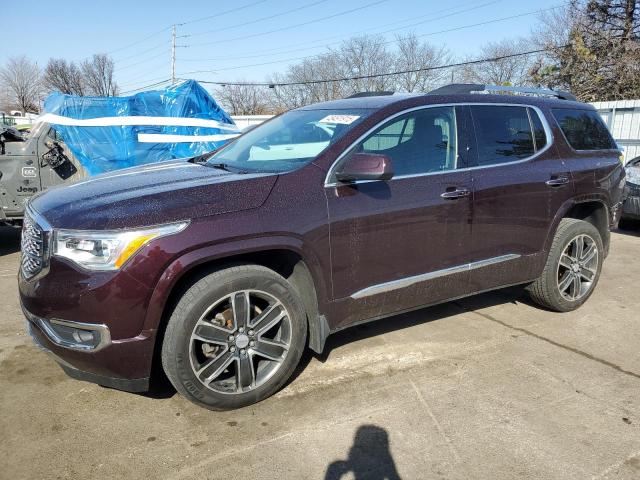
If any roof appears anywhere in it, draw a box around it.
[298,92,590,112]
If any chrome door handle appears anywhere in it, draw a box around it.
[545,176,570,187]
[441,188,470,199]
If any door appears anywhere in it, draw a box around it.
[467,104,575,291]
[38,126,85,188]
[325,105,475,327]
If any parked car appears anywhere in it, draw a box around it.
[19,84,626,410]
[620,156,640,227]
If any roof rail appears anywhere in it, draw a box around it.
[428,83,577,101]
[347,91,394,98]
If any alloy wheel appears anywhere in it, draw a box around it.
[556,234,599,301]
[189,290,292,395]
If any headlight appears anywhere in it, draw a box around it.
[53,222,188,271]
[625,165,640,185]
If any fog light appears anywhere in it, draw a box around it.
[48,320,103,349]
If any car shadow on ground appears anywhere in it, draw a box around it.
[313,285,527,365]
[325,424,401,480]
[615,223,640,237]
[0,227,21,256]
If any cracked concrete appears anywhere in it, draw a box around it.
[1,226,640,479]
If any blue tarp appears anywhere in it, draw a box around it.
[40,80,239,175]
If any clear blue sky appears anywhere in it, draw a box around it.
[1,0,559,94]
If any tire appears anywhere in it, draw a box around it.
[527,218,604,312]
[161,265,307,410]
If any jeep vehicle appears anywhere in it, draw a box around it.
[19,84,626,410]
[1,122,86,226]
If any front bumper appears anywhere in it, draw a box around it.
[23,304,153,392]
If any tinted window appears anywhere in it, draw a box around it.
[528,108,547,151]
[471,106,535,166]
[552,108,615,150]
[357,106,458,176]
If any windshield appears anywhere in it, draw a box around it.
[206,109,370,173]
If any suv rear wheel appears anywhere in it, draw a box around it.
[162,265,307,410]
[528,218,603,312]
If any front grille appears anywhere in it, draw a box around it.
[627,182,640,197]
[20,210,49,280]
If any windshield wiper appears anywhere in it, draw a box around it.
[207,162,252,174]
[208,162,233,172]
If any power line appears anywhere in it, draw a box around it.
[184,0,331,38]
[114,40,170,63]
[185,0,393,47]
[116,50,168,72]
[177,5,562,76]
[179,0,499,63]
[186,47,558,88]
[107,26,172,55]
[177,0,270,26]
[120,79,172,95]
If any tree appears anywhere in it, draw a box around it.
[267,34,452,112]
[393,34,451,92]
[216,83,269,115]
[532,0,640,101]
[43,58,85,95]
[0,56,41,113]
[459,38,539,86]
[81,54,118,96]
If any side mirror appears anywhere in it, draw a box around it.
[335,152,394,183]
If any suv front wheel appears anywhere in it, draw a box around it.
[162,265,307,410]
[528,218,604,312]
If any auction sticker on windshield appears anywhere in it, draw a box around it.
[318,115,360,125]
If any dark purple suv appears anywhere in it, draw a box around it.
[19,85,626,410]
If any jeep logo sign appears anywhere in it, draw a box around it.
[22,167,37,178]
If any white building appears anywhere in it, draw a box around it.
[591,100,640,161]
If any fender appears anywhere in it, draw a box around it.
[141,234,331,340]
[542,194,610,255]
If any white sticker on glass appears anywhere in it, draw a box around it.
[318,115,360,125]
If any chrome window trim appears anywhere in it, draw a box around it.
[350,254,521,299]
[324,102,554,188]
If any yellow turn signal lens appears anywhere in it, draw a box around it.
[114,234,158,268]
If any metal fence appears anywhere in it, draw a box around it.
[591,100,640,161]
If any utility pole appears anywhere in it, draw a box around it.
[171,24,176,84]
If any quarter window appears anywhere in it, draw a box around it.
[470,106,536,166]
[552,108,615,151]
[357,106,458,176]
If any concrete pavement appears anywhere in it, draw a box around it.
[1,226,639,479]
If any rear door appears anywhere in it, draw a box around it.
[325,105,475,327]
[467,104,574,291]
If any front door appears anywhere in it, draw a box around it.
[324,105,475,328]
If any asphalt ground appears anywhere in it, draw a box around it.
[1,225,640,479]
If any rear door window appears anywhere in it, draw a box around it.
[470,106,536,166]
[552,108,616,150]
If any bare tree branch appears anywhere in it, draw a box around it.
[81,54,119,96]
[0,55,42,113]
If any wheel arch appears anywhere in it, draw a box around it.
[146,242,331,379]
[545,198,610,256]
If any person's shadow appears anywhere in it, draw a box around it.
[325,425,401,480]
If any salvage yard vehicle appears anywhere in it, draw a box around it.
[620,156,640,227]
[19,84,626,410]
[1,80,238,226]
[0,122,86,226]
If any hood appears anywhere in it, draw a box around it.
[30,159,278,229]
